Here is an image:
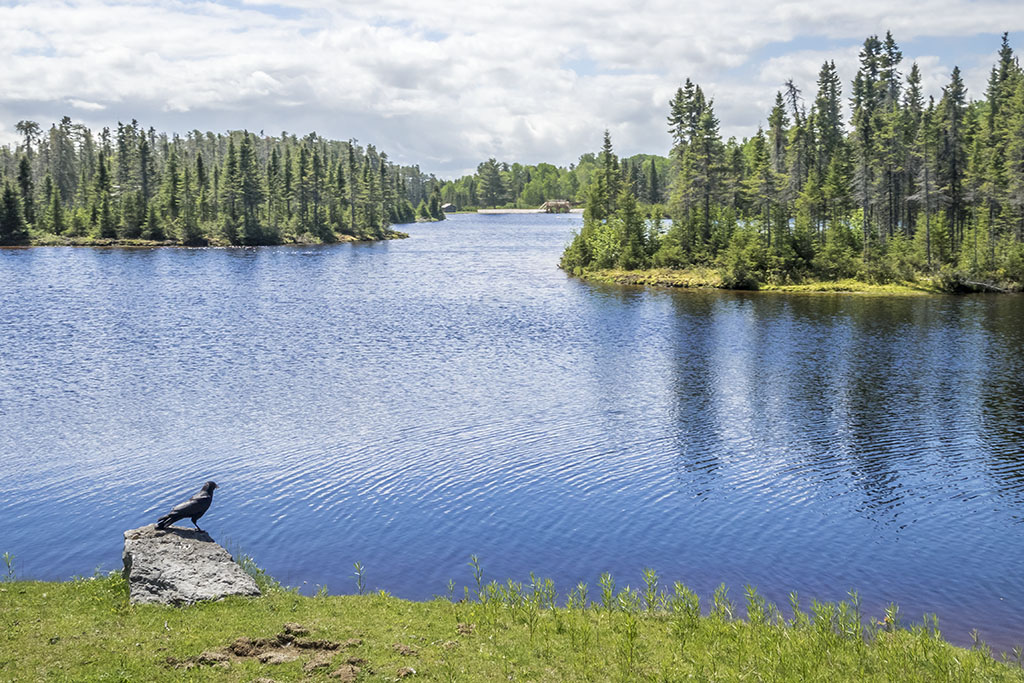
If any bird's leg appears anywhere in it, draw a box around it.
[192,519,204,532]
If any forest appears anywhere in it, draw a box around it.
[559,32,1024,290]
[0,121,447,247]
[438,154,670,211]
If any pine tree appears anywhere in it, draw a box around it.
[178,164,203,245]
[334,158,349,232]
[477,158,506,208]
[851,35,884,257]
[196,152,211,223]
[814,61,844,172]
[17,156,35,226]
[139,137,155,203]
[902,62,925,233]
[43,174,65,234]
[911,98,948,269]
[647,158,660,204]
[0,181,28,243]
[616,185,646,269]
[667,86,688,151]
[93,152,117,238]
[266,147,282,228]
[599,129,621,211]
[142,203,164,241]
[746,128,779,247]
[160,147,180,222]
[295,144,311,233]
[939,66,968,250]
[50,117,77,202]
[347,142,358,230]
[238,133,264,244]
[310,145,328,240]
[15,120,41,158]
[684,106,724,241]
[428,183,444,220]
[220,139,241,243]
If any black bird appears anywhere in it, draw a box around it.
[156,481,218,532]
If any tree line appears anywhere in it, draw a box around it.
[0,119,447,246]
[439,153,671,210]
[561,32,1024,289]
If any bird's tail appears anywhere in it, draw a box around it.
[156,515,171,529]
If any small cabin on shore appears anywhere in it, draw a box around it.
[540,200,571,213]
[441,203,457,213]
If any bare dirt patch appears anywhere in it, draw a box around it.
[166,623,348,672]
[330,664,361,681]
[304,651,334,673]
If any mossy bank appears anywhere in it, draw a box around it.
[573,267,1020,295]
[3,571,1024,681]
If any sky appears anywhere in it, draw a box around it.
[1,0,1023,177]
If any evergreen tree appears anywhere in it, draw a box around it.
[347,142,358,230]
[17,156,35,226]
[428,183,444,220]
[616,186,646,269]
[160,147,180,221]
[0,181,28,243]
[647,158,661,204]
[814,61,844,172]
[93,152,117,238]
[238,133,264,244]
[178,164,203,245]
[939,66,968,250]
[220,139,241,243]
[142,203,164,241]
[477,158,506,207]
[43,174,65,235]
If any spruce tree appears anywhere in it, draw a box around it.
[939,66,968,250]
[477,158,505,208]
[238,133,264,244]
[93,152,118,238]
[17,156,35,226]
[0,181,28,243]
[646,158,660,204]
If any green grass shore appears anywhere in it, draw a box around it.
[578,268,962,295]
[3,567,1023,682]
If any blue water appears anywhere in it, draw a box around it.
[2,213,1024,651]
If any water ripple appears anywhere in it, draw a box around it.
[3,219,1024,650]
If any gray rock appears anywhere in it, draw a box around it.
[122,524,261,605]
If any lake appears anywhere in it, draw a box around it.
[2,213,1023,651]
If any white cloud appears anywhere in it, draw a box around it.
[1,0,1022,175]
[67,98,106,111]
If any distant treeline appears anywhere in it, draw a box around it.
[439,154,671,210]
[0,120,447,246]
[560,32,1024,289]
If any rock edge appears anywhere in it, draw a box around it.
[122,524,261,605]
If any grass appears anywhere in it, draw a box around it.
[579,268,955,295]
[3,563,1024,682]
[581,267,724,289]
[759,278,946,295]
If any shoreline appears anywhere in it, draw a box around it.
[1,229,410,250]
[4,572,1023,680]
[575,267,1021,295]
